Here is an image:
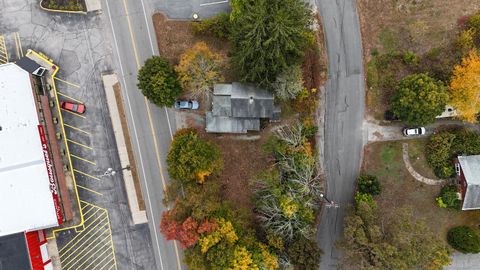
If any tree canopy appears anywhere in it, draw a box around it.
[137,56,182,107]
[339,201,452,269]
[167,129,223,183]
[175,42,225,98]
[230,0,313,88]
[391,73,449,126]
[450,50,480,123]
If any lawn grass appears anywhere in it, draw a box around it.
[364,140,480,242]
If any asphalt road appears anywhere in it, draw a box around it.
[315,0,365,269]
[102,0,230,269]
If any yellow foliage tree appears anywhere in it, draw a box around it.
[198,218,238,253]
[450,50,480,123]
[175,42,225,98]
[228,247,259,270]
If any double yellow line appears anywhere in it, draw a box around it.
[120,0,181,268]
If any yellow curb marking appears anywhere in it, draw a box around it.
[67,139,93,150]
[64,123,91,135]
[26,50,85,236]
[70,154,96,165]
[77,185,102,196]
[55,77,81,88]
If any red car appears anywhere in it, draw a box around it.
[61,101,86,114]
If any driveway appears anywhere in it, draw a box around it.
[315,0,365,269]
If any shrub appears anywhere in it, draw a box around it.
[354,192,374,205]
[357,175,381,195]
[447,226,480,253]
[191,12,231,39]
[437,185,461,209]
[137,56,183,107]
[403,51,419,66]
[426,131,456,178]
[286,236,322,270]
[272,65,305,101]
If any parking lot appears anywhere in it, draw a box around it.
[0,1,156,269]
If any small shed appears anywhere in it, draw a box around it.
[456,155,480,210]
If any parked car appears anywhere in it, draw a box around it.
[61,101,86,114]
[174,100,199,110]
[403,127,426,136]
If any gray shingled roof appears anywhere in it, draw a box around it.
[206,83,277,133]
[15,57,41,74]
[459,155,480,210]
[206,112,260,133]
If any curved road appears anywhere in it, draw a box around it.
[315,0,365,269]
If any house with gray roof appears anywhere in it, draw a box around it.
[206,83,280,133]
[456,155,480,210]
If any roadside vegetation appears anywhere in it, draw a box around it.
[153,0,326,269]
[40,0,84,11]
[358,0,480,123]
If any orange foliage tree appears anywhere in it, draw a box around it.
[450,50,480,123]
[175,42,225,98]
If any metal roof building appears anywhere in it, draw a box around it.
[206,83,280,133]
[0,63,60,237]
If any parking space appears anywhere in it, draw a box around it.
[0,35,8,63]
[57,200,117,270]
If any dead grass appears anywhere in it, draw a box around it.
[113,83,145,211]
[364,140,480,241]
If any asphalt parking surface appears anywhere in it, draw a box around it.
[0,1,156,269]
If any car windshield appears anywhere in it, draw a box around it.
[72,104,78,111]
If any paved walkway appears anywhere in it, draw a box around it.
[402,143,445,185]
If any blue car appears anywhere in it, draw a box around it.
[174,100,199,110]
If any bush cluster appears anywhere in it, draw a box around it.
[447,226,480,253]
[436,185,461,209]
[427,129,480,178]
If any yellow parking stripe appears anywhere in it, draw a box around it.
[71,154,96,165]
[55,77,81,88]
[73,169,100,181]
[61,108,86,119]
[61,230,110,267]
[98,257,115,270]
[13,33,20,59]
[15,33,23,57]
[67,139,93,150]
[58,212,107,254]
[77,185,102,196]
[64,124,91,135]
[0,36,8,63]
[57,92,84,103]
[73,245,113,270]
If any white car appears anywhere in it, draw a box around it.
[403,127,426,136]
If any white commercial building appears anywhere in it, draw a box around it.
[0,63,60,237]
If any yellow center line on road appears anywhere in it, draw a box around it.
[57,92,84,103]
[64,123,91,135]
[77,184,102,196]
[71,154,96,165]
[120,0,181,268]
[67,139,93,150]
[55,77,81,88]
[61,108,87,119]
[74,169,100,180]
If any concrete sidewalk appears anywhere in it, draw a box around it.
[103,74,147,225]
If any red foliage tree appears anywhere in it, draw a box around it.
[197,218,218,234]
[160,211,201,248]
